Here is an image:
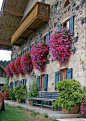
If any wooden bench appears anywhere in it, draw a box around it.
[31,91,59,111]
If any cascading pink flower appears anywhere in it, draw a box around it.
[49,28,73,63]
[14,56,23,74]
[31,43,49,71]
[9,60,17,74]
[21,52,33,74]
[5,64,12,76]
[80,99,86,117]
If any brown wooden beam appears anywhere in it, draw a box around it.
[27,28,36,32]
[3,6,23,17]
[0,25,15,31]
[19,37,27,40]
[0,39,11,45]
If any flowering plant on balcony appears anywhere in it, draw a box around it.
[9,60,17,74]
[49,28,73,63]
[21,53,33,74]
[14,56,23,74]
[5,64,12,76]
[31,43,49,71]
[80,99,86,117]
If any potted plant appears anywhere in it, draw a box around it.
[28,78,39,105]
[53,79,83,114]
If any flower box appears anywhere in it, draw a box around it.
[62,104,79,114]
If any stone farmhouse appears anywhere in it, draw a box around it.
[0,0,86,92]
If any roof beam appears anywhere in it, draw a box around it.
[0,25,15,31]
[3,6,23,17]
[0,39,11,45]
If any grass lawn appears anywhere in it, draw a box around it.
[0,104,53,121]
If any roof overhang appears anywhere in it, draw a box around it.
[0,0,28,50]
[11,2,50,45]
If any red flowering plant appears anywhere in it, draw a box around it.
[21,52,33,74]
[31,43,49,71]
[14,56,23,74]
[5,64,12,76]
[49,28,73,63]
[80,99,86,117]
[9,60,17,75]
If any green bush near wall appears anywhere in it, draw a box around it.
[53,79,83,110]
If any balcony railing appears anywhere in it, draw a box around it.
[11,2,50,45]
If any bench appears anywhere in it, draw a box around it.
[31,91,59,111]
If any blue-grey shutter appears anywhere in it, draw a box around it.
[44,74,48,91]
[58,24,62,31]
[55,71,59,90]
[39,38,43,43]
[62,71,64,80]
[24,79,26,85]
[37,76,40,91]
[28,45,31,52]
[12,82,13,89]
[69,16,74,33]
[66,68,73,79]
[41,0,45,3]
[17,81,19,86]
[9,83,10,88]
[26,48,28,52]
[46,32,50,45]
[35,41,37,44]
[20,81,22,86]
[14,81,16,87]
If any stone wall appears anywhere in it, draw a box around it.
[11,0,86,91]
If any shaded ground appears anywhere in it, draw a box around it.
[0,104,53,121]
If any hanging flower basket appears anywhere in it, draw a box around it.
[21,53,33,74]
[49,28,73,63]
[9,60,17,75]
[80,99,86,117]
[14,56,23,74]
[31,43,49,71]
[5,64,12,76]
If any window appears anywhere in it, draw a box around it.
[41,0,45,3]
[62,19,69,29]
[63,0,70,9]
[60,68,68,81]
[43,35,47,43]
[37,74,48,91]
[40,74,45,90]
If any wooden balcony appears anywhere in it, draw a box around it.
[11,2,50,45]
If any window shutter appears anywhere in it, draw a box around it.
[69,16,74,33]
[41,0,45,3]
[39,38,43,43]
[24,79,26,85]
[26,48,28,52]
[66,68,73,79]
[55,71,59,90]
[58,24,62,31]
[44,74,48,91]
[28,45,31,52]
[15,81,16,87]
[34,41,37,45]
[37,76,40,91]
[46,32,50,45]
[12,82,13,89]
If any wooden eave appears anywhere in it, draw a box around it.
[11,2,50,45]
[0,0,28,50]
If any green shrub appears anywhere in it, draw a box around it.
[82,86,86,100]
[43,113,48,118]
[13,85,27,103]
[28,78,39,99]
[31,111,39,117]
[9,89,16,100]
[1,77,9,93]
[53,79,83,110]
